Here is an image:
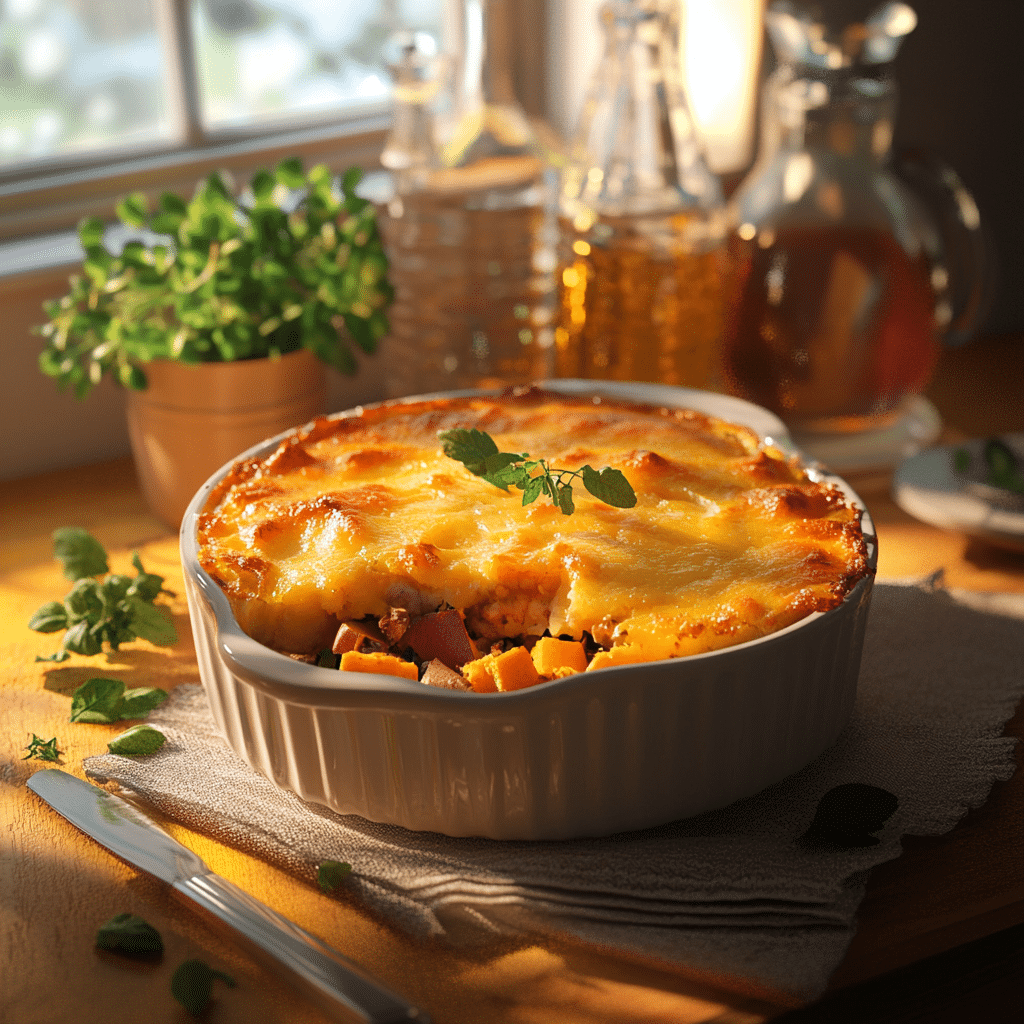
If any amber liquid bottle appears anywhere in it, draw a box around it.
[723,1,950,437]
[724,224,939,430]
[554,1,727,389]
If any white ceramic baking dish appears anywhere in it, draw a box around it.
[180,381,877,840]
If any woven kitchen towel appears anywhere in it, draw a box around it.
[85,579,1024,1000]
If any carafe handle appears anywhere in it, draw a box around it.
[892,148,996,347]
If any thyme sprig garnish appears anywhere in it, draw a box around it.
[439,428,637,515]
[22,734,62,762]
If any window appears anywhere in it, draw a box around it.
[0,0,442,239]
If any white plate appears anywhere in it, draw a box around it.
[892,434,1024,552]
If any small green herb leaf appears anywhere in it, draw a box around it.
[125,596,178,646]
[22,734,61,762]
[96,913,164,954]
[438,428,500,477]
[171,959,236,1016]
[581,465,638,508]
[70,677,125,723]
[28,600,69,633]
[52,527,109,580]
[440,428,638,515]
[119,686,169,719]
[108,724,166,756]
[317,859,352,893]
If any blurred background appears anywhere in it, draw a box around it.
[0,0,1020,479]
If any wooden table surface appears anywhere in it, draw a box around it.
[3,335,1023,1024]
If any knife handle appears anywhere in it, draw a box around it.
[174,872,427,1024]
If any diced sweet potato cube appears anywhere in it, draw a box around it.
[421,658,471,691]
[531,636,587,677]
[462,653,499,693]
[493,645,541,692]
[340,651,419,680]
[586,645,649,672]
[401,608,479,669]
[332,619,388,655]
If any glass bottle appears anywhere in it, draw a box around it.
[554,0,729,389]
[721,1,988,438]
[374,0,556,398]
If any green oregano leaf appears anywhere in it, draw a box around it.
[119,687,169,719]
[439,428,638,515]
[438,428,499,477]
[317,859,352,893]
[108,724,166,756]
[581,465,637,508]
[52,527,109,580]
[70,677,126,723]
[28,601,68,633]
[96,912,164,954]
[125,596,178,646]
[171,958,236,1016]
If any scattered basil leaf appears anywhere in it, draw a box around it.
[439,428,638,515]
[171,959,236,1016]
[119,686,169,719]
[317,860,352,893]
[22,734,61,762]
[70,677,126,724]
[28,601,68,633]
[798,783,899,848]
[108,724,166,756]
[96,913,164,954]
[123,597,178,647]
[52,527,109,581]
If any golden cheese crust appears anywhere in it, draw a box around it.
[197,388,870,661]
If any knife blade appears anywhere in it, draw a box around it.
[26,769,427,1024]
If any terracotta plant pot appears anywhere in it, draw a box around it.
[125,349,327,529]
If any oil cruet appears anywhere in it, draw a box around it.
[554,0,729,388]
[722,1,989,462]
[374,0,557,398]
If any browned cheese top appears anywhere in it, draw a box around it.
[197,389,870,658]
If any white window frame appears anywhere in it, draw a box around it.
[0,0,548,245]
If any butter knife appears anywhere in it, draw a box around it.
[26,769,427,1024]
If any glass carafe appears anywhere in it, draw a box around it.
[374,0,557,398]
[722,1,988,445]
[554,0,729,388]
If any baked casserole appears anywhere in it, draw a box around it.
[196,387,870,693]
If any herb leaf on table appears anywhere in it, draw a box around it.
[70,677,168,724]
[96,913,164,955]
[171,959,236,1016]
[30,529,178,661]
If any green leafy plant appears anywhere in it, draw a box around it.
[70,677,168,723]
[38,159,392,398]
[439,428,637,515]
[29,528,177,661]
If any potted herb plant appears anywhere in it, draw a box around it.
[38,158,392,528]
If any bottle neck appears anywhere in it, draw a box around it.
[761,65,897,166]
[437,0,536,168]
